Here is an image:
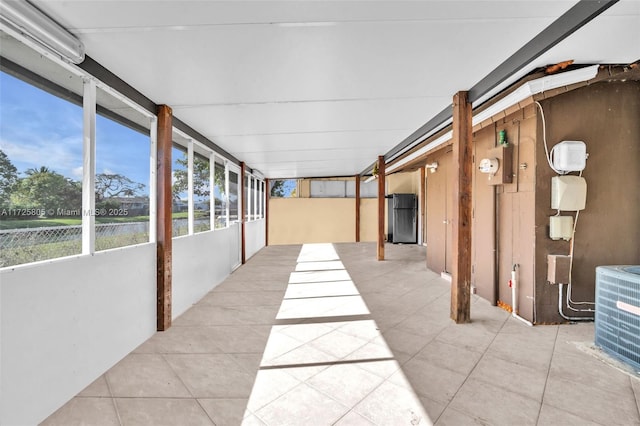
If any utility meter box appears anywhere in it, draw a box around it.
[550,215,574,240]
[481,145,513,185]
[551,176,587,210]
[553,141,587,172]
[479,158,499,174]
[548,254,571,284]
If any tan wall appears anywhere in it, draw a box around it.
[416,81,639,324]
[424,148,452,273]
[360,198,378,242]
[268,171,432,246]
[388,171,420,194]
[268,198,378,245]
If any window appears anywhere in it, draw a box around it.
[193,153,211,233]
[244,173,250,221]
[269,179,297,198]
[213,160,226,229]
[228,169,239,223]
[258,181,264,219]
[251,177,257,220]
[0,71,83,267]
[95,87,151,250]
[171,144,188,237]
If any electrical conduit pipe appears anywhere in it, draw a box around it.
[511,264,533,326]
[558,283,594,322]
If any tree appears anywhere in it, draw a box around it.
[95,173,145,202]
[11,168,81,214]
[270,180,285,197]
[172,153,224,200]
[270,179,296,197]
[0,149,18,206]
[25,166,52,176]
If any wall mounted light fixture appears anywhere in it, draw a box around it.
[0,0,85,63]
[426,162,439,173]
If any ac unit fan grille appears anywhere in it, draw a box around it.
[595,266,640,371]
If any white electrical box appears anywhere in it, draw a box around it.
[552,141,587,172]
[550,216,574,240]
[551,176,587,210]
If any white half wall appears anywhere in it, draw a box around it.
[172,224,241,319]
[245,219,266,260]
[0,243,157,426]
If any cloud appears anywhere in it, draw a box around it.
[0,135,82,177]
[71,166,83,179]
[1,73,149,186]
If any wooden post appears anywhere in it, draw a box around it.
[355,175,361,242]
[377,156,385,261]
[451,91,473,324]
[156,105,173,331]
[240,162,246,264]
[420,166,426,245]
[265,178,270,246]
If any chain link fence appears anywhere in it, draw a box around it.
[172,218,211,237]
[0,218,218,268]
[0,222,149,268]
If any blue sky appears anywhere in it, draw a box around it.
[1,71,151,194]
[1,71,247,204]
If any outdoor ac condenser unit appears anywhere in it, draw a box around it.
[595,265,640,371]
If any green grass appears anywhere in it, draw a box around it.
[0,239,82,268]
[0,217,79,229]
[0,232,150,268]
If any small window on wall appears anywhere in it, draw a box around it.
[228,170,239,223]
[171,145,188,237]
[0,71,83,267]
[213,161,226,229]
[193,153,210,233]
[95,87,151,251]
[270,179,297,198]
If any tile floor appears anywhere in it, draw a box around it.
[42,243,640,425]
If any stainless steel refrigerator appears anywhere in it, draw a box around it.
[387,193,417,243]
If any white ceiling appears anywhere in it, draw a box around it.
[29,1,640,178]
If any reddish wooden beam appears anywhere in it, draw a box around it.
[450,91,473,324]
[420,166,426,245]
[355,175,361,242]
[240,162,246,264]
[156,105,173,331]
[265,178,270,246]
[377,156,385,261]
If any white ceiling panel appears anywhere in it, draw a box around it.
[172,97,440,136]
[22,0,639,178]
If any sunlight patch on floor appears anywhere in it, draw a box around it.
[243,243,432,425]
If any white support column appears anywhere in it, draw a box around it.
[187,140,194,235]
[149,117,158,243]
[82,79,96,255]
[224,162,230,227]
